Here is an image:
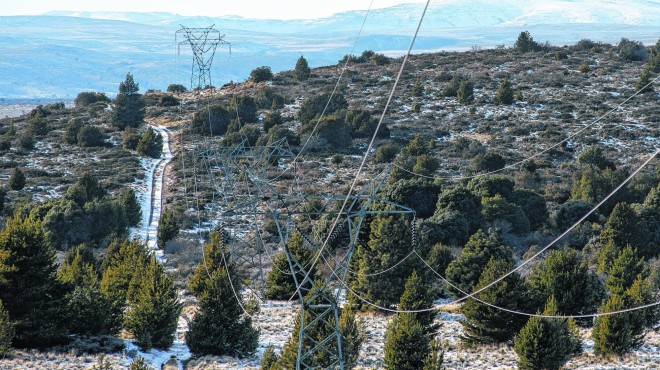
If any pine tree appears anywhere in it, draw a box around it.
[514,296,582,370]
[640,184,660,256]
[399,270,436,331]
[495,79,514,105]
[570,167,627,210]
[635,68,653,93]
[260,346,279,370]
[423,339,444,370]
[514,31,541,52]
[625,274,658,336]
[389,134,433,182]
[412,78,424,97]
[423,243,454,297]
[603,202,648,250]
[593,294,635,356]
[529,248,604,326]
[124,256,181,350]
[157,208,179,248]
[100,239,150,333]
[445,228,514,297]
[606,246,648,295]
[383,314,430,370]
[58,244,112,336]
[383,269,439,370]
[460,258,533,344]
[348,214,414,309]
[338,307,365,368]
[65,171,107,206]
[294,55,311,81]
[456,80,474,104]
[276,298,363,369]
[186,231,258,357]
[128,356,154,370]
[597,239,619,274]
[112,73,145,130]
[0,214,70,348]
[646,39,660,72]
[136,127,163,158]
[90,354,115,370]
[0,300,14,357]
[57,244,98,285]
[275,312,301,369]
[8,167,26,191]
[118,188,142,227]
[265,231,316,300]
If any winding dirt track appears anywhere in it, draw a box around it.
[145,125,173,260]
[138,124,191,369]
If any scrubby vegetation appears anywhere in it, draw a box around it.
[0,33,658,369]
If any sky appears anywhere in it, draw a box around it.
[0,0,426,19]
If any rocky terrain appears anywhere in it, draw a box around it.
[0,38,658,369]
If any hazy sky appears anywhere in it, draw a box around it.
[0,0,426,19]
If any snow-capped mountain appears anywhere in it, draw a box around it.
[1,1,658,99]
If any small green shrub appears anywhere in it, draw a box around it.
[166,84,187,93]
[250,66,273,82]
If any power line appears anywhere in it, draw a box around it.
[290,0,432,304]
[455,149,658,305]
[317,149,659,317]
[415,250,660,319]
[265,0,376,184]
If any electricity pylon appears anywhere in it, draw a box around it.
[225,166,415,369]
[176,25,230,90]
[198,138,295,296]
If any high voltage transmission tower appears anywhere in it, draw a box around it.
[190,125,416,369]
[176,25,230,90]
[225,166,414,370]
[175,24,415,370]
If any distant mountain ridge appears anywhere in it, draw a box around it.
[44,0,660,28]
[1,1,658,99]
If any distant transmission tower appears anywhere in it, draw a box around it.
[176,25,230,90]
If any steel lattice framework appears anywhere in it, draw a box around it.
[176,25,230,90]
[176,26,415,369]
[224,166,415,370]
[197,138,296,296]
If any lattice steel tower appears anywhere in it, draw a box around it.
[176,25,230,90]
[224,165,415,370]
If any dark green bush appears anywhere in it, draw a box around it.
[250,66,273,82]
[75,92,110,108]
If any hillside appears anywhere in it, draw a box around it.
[0,36,659,369]
[1,0,660,98]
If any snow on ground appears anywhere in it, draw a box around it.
[123,123,191,370]
[145,125,174,260]
[129,125,174,261]
[129,156,158,242]
[0,351,125,370]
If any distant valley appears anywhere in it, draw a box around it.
[1,0,659,99]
